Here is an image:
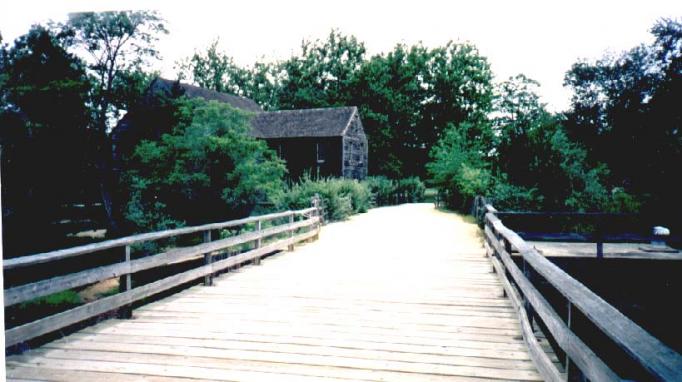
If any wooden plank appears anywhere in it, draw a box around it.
[86,319,526,347]
[5,229,317,347]
[12,343,542,381]
[488,212,682,380]
[80,324,530,353]
[6,358,358,382]
[486,219,619,381]
[44,333,537,369]
[5,352,498,382]
[6,365,219,382]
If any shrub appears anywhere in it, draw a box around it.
[362,176,426,206]
[363,176,395,206]
[396,177,426,203]
[122,98,286,233]
[277,177,372,222]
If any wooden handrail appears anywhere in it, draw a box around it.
[481,200,682,381]
[5,199,323,348]
[4,207,317,270]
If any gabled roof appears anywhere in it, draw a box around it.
[251,106,358,138]
[149,78,263,113]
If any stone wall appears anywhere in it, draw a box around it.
[341,113,368,179]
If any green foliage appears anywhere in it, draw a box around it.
[20,290,82,309]
[564,18,681,219]
[176,38,245,94]
[363,176,396,206]
[176,31,494,179]
[58,10,168,132]
[277,177,371,222]
[123,98,286,232]
[278,29,366,109]
[362,176,426,206]
[396,178,427,203]
[427,122,492,210]
[0,26,94,255]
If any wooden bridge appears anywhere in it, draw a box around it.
[4,201,682,381]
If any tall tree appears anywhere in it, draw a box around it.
[176,39,282,110]
[278,29,366,109]
[55,11,168,233]
[59,11,168,132]
[352,44,430,177]
[564,18,681,217]
[0,26,93,255]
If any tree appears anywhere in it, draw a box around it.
[564,18,681,217]
[278,29,366,109]
[176,38,244,94]
[0,26,93,254]
[352,44,430,177]
[352,41,494,179]
[176,40,282,110]
[493,74,611,211]
[59,11,168,132]
[123,98,286,232]
[53,11,168,233]
[426,122,493,209]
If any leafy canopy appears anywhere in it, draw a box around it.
[124,98,286,232]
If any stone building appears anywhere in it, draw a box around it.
[112,78,368,180]
[251,107,368,179]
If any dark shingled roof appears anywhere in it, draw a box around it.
[250,107,358,138]
[150,78,263,113]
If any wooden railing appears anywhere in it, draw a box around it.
[473,196,682,381]
[4,197,322,349]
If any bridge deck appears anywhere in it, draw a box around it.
[6,204,542,381]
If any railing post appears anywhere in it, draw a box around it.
[312,194,321,240]
[203,230,213,286]
[566,301,573,381]
[118,245,132,319]
[255,219,262,265]
[595,217,604,259]
[288,212,295,251]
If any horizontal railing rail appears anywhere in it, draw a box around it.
[4,197,322,349]
[473,196,682,381]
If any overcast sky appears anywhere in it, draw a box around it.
[1,0,681,111]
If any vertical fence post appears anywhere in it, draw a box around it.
[311,194,321,241]
[203,230,213,286]
[255,219,262,265]
[566,301,573,381]
[288,212,295,251]
[595,216,604,259]
[118,245,132,319]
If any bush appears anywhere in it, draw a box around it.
[122,97,286,233]
[396,177,426,203]
[363,176,426,206]
[277,177,372,222]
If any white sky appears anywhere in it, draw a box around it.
[1,0,681,112]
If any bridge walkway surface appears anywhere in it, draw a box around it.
[6,203,543,381]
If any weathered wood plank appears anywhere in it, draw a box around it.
[44,333,537,369]
[5,352,497,382]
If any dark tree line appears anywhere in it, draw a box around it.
[2,14,680,255]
